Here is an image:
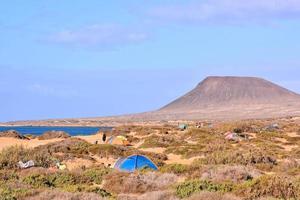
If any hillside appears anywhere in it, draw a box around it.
[160,76,300,112]
[153,76,300,120]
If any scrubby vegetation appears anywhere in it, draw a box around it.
[0,117,300,199]
[175,179,234,198]
[103,171,177,194]
[0,145,55,169]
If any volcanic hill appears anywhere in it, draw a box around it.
[2,76,300,126]
[153,76,300,120]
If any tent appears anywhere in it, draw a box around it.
[224,132,248,142]
[106,135,130,146]
[179,124,188,130]
[114,155,158,172]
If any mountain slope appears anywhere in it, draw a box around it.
[160,76,300,112]
[2,76,300,126]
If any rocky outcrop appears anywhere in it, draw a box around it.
[37,131,70,140]
[0,130,29,140]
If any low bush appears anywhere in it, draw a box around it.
[89,144,124,158]
[140,136,182,148]
[83,167,112,185]
[35,138,91,155]
[22,173,55,188]
[0,182,36,200]
[26,190,106,200]
[0,170,19,181]
[187,191,241,200]
[0,145,55,170]
[21,171,112,197]
[197,149,276,167]
[103,171,177,194]
[175,179,234,199]
[201,165,261,183]
[22,171,93,188]
[118,190,178,200]
[160,164,189,175]
[235,175,299,199]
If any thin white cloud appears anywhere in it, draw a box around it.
[147,0,300,25]
[47,24,149,49]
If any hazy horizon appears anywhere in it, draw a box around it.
[1,1,300,122]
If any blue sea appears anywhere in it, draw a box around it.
[0,126,113,136]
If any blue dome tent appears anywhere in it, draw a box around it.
[114,155,158,172]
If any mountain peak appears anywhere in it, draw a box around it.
[160,76,300,112]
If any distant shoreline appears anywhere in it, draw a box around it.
[0,126,113,136]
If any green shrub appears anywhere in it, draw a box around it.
[197,149,276,167]
[22,171,92,188]
[21,171,112,197]
[83,167,112,185]
[140,136,182,148]
[0,146,30,169]
[0,170,19,182]
[22,174,55,188]
[0,187,31,200]
[235,175,299,199]
[175,179,234,198]
[89,144,123,158]
[0,146,55,170]
[34,138,91,157]
[160,164,189,175]
[85,187,112,198]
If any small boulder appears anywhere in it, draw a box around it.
[37,130,70,140]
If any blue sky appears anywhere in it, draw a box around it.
[1,0,300,122]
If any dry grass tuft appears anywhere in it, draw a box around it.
[26,190,105,200]
[201,165,261,183]
[118,190,178,200]
[103,171,178,194]
[187,191,241,200]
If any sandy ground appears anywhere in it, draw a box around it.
[0,133,105,151]
[0,135,117,170]
[139,147,204,165]
[165,154,204,165]
[274,137,299,152]
[286,132,300,138]
[140,147,166,154]
[75,133,105,144]
[65,158,95,171]
[0,137,64,151]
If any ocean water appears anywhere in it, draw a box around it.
[0,126,113,136]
